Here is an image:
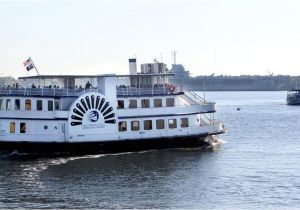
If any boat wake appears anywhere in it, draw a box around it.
[212,138,226,146]
[19,151,152,175]
[0,150,30,158]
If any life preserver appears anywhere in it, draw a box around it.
[169,84,175,92]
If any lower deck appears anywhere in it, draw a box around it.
[0,113,223,143]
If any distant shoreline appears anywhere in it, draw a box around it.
[0,75,299,92]
[173,75,300,91]
[193,89,288,91]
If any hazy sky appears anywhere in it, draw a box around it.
[1,0,300,77]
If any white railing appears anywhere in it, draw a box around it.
[116,86,183,96]
[0,87,100,97]
[182,85,206,104]
[200,114,225,132]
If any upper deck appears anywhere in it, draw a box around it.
[0,59,206,106]
[0,85,183,98]
[1,70,179,98]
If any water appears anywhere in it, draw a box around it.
[1,91,300,209]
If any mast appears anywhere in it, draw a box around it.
[29,57,40,76]
[29,57,44,86]
[172,50,177,65]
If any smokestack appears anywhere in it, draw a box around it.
[129,58,137,75]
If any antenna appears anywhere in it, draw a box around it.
[266,67,273,76]
[172,50,177,65]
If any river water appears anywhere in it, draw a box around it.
[0,91,300,209]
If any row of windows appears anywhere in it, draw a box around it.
[9,122,60,134]
[118,118,189,132]
[10,122,26,133]
[117,98,175,109]
[10,118,189,134]
[0,99,59,111]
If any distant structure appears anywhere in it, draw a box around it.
[169,51,190,84]
[172,50,178,65]
[170,64,190,79]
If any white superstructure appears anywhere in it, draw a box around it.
[0,59,225,153]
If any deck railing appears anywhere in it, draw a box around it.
[0,86,183,97]
[0,87,99,97]
[182,86,207,104]
[116,86,183,96]
[0,85,205,101]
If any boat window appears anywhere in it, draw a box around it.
[180,118,189,128]
[48,100,54,111]
[117,100,124,109]
[131,121,140,131]
[144,120,152,130]
[55,101,60,110]
[154,99,162,107]
[20,122,26,133]
[0,99,3,110]
[156,119,165,129]
[129,100,137,108]
[15,99,20,110]
[118,121,127,132]
[168,119,177,129]
[37,100,43,111]
[141,99,150,108]
[25,99,31,110]
[10,122,15,133]
[6,99,11,110]
[166,98,175,107]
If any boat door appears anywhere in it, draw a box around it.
[127,119,143,140]
[58,123,67,142]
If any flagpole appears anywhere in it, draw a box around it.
[29,57,40,76]
[29,57,43,86]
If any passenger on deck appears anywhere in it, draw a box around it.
[85,81,92,89]
[32,84,36,88]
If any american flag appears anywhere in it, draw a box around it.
[23,58,32,67]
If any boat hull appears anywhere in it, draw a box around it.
[0,134,220,156]
[287,97,300,105]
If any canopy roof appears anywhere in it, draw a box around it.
[19,73,175,80]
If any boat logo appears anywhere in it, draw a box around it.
[70,94,116,127]
[89,110,99,122]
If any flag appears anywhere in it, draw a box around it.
[23,57,35,71]
[23,58,32,67]
[26,64,34,71]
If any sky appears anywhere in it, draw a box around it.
[1,0,300,77]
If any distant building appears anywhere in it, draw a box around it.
[170,64,190,84]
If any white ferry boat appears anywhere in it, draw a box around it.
[0,59,225,154]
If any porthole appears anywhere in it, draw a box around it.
[44,125,48,130]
